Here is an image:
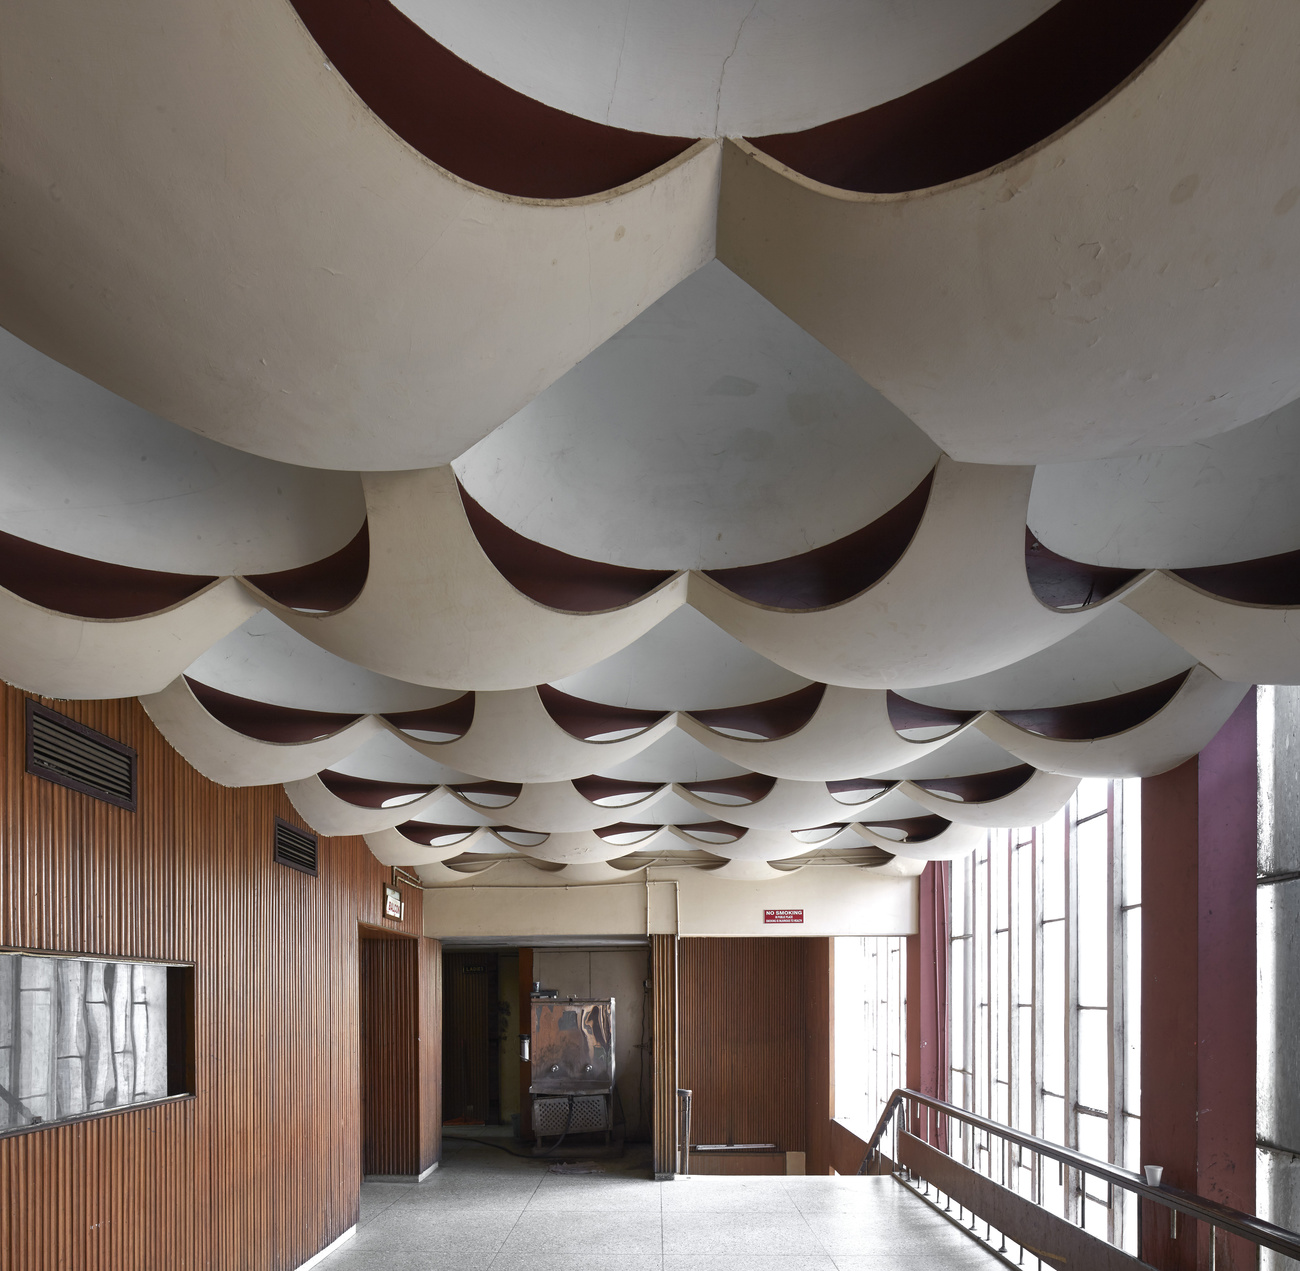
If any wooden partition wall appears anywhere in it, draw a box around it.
[676,937,833,1175]
[360,932,441,1178]
[0,683,439,1270]
[651,934,677,1178]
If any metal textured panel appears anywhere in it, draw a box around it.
[529,999,614,1095]
[533,1095,610,1136]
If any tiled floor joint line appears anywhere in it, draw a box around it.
[482,1149,549,1271]
[316,1137,1011,1270]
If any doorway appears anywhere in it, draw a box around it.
[441,950,500,1124]
[440,943,652,1145]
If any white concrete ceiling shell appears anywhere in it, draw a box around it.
[907,607,1196,711]
[552,607,810,711]
[0,273,1288,862]
[0,0,719,471]
[455,261,940,570]
[1028,399,1300,569]
[0,329,364,574]
[717,0,1300,464]
[0,580,259,702]
[186,612,458,714]
[397,0,1055,138]
[7,0,1295,477]
[1,0,1295,873]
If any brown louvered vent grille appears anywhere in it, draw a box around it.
[274,817,318,876]
[25,700,137,810]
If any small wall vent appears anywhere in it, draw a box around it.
[25,700,137,811]
[274,817,318,876]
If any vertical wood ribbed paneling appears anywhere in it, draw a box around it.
[651,934,677,1177]
[0,683,431,1271]
[677,937,834,1173]
[360,935,420,1176]
[803,937,833,1176]
[678,938,809,1154]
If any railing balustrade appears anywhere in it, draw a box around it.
[861,1089,1300,1270]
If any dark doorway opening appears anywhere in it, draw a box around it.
[442,949,502,1125]
[440,942,654,1151]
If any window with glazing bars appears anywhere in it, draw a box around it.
[949,779,1142,1253]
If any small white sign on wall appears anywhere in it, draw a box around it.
[384,885,404,920]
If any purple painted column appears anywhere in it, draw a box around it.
[1141,691,1257,1270]
[907,861,950,1148]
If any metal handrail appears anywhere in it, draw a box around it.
[676,1088,692,1177]
[865,1088,1300,1263]
[859,1089,905,1173]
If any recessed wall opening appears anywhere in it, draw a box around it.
[439,939,652,1159]
[358,925,421,1179]
[0,950,195,1137]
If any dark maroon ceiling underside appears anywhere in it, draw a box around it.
[748,0,1199,194]
[291,0,693,199]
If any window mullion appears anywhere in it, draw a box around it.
[1033,821,1043,1202]
[966,852,976,1162]
[1107,780,1122,1245]
[985,842,994,1132]
[1066,793,1080,1222]
[1008,834,1018,1142]
[966,854,976,1131]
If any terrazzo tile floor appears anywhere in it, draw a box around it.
[314,1136,1007,1271]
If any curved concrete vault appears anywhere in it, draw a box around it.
[2,0,1297,876]
[718,0,1300,464]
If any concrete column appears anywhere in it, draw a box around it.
[1141,692,1257,1270]
[804,938,834,1175]
[1257,686,1300,1253]
[907,861,950,1147]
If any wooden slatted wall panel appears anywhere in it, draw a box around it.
[650,934,677,1177]
[0,684,428,1271]
[803,937,833,1176]
[360,937,420,1176]
[677,937,835,1173]
[677,937,811,1154]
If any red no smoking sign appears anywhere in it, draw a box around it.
[764,909,804,924]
